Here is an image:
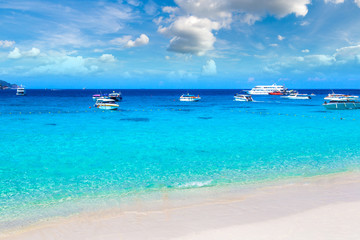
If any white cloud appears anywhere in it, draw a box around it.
[159,16,220,55]
[324,0,344,3]
[202,59,217,75]
[334,45,360,63]
[278,35,285,41]
[165,56,170,60]
[99,54,116,62]
[355,0,360,7]
[269,43,278,47]
[26,48,40,57]
[302,49,310,53]
[110,36,132,46]
[299,21,309,26]
[159,0,310,55]
[125,34,149,48]
[8,47,22,59]
[0,40,15,48]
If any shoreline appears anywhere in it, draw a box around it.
[2,171,360,239]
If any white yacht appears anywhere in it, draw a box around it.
[234,94,253,102]
[179,93,201,102]
[282,94,311,100]
[95,98,119,110]
[324,93,359,101]
[16,85,26,96]
[323,100,360,110]
[245,84,286,95]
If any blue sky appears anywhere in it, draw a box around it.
[1,0,360,88]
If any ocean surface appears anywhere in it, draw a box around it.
[1,89,360,230]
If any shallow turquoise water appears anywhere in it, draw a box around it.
[1,89,360,229]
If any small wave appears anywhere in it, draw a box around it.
[177,180,213,189]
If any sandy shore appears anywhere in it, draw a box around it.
[2,172,360,240]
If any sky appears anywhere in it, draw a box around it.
[1,0,360,89]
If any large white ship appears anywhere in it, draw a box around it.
[245,84,286,95]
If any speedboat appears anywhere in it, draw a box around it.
[108,91,122,101]
[179,93,201,102]
[16,85,26,96]
[324,93,359,101]
[281,93,311,99]
[95,98,119,110]
[92,94,101,101]
[245,84,286,95]
[234,94,253,102]
[323,100,360,110]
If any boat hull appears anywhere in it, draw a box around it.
[323,102,360,110]
[179,98,201,102]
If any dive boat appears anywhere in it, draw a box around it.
[245,84,286,95]
[179,93,201,102]
[324,93,359,101]
[92,94,101,101]
[323,100,360,110]
[234,94,253,102]
[95,98,119,110]
[108,91,122,101]
[16,85,26,96]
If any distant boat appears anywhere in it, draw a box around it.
[92,94,101,101]
[245,84,286,95]
[323,100,360,110]
[180,93,201,102]
[95,98,119,110]
[324,92,359,101]
[234,94,253,102]
[16,85,26,96]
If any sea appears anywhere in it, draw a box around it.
[1,89,360,231]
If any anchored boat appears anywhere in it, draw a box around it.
[95,98,119,110]
[179,93,201,102]
[16,85,26,96]
[234,94,253,102]
[323,100,360,110]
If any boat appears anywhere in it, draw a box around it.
[323,100,360,110]
[108,91,122,101]
[310,93,316,96]
[179,93,201,102]
[269,91,283,95]
[281,93,311,99]
[234,94,253,101]
[16,85,26,96]
[92,94,101,101]
[324,93,359,101]
[245,84,286,95]
[95,98,119,110]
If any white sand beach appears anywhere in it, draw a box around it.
[2,172,360,240]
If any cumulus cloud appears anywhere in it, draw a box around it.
[8,47,22,59]
[202,59,217,75]
[159,0,311,55]
[99,54,116,62]
[278,35,285,41]
[110,35,132,46]
[159,16,220,56]
[8,47,41,59]
[125,34,149,48]
[0,40,15,48]
[355,0,360,7]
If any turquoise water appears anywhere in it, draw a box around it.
[1,89,360,230]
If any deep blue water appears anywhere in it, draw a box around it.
[1,89,360,229]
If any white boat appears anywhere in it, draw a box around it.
[179,93,201,102]
[16,85,26,96]
[286,94,311,100]
[108,91,122,101]
[95,98,119,110]
[245,84,286,95]
[324,93,359,101]
[234,94,253,102]
[323,100,360,110]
